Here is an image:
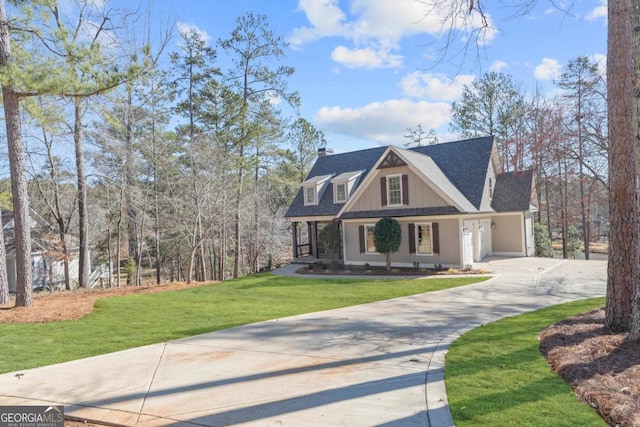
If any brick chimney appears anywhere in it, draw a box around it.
[318,147,334,157]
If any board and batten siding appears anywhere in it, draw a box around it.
[342,218,462,267]
[349,166,450,212]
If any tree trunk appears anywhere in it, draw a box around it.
[51,168,71,291]
[0,213,9,305]
[253,147,261,274]
[154,178,161,285]
[124,85,139,284]
[196,217,206,281]
[116,183,124,288]
[0,0,32,306]
[185,243,198,284]
[630,0,640,340]
[135,205,145,286]
[544,175,552,241]
[233,144,245,279]
[606,0,638,332]
[219,199,226,281]
[558,160,568,259]
[578,114,590,260]
[150,99,162,285]
[107,219,113,288]
[74,99,90,288]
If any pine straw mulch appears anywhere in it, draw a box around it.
[540,308,640,427]
[0,281,213,324]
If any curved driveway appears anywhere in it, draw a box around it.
[0,257,606,426]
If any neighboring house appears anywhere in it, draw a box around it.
[285,136,538,268]
[2,210,84,291]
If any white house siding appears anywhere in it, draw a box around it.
[349,166,449,212]
[342,218,462,268]
[7,250,81,292]
[491,214,526,256]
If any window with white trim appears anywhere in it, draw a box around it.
[365,225,376,254]
[489,178,493,200]
[416,223,433,255]
[305,186,317,205]
[387,175,402,206]
[334,182,347,203]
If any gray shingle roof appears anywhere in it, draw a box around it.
[285,136,496,218]
[285,146,386,217]
[492,170,535,212]
[396,147,476,211]
[411,136,494,209]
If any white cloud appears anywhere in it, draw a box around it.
[534,58,562,81]
[331,45,403,69]
[290,0,347,45]
[291,0,496,70]
[314,99,451,143]
[176,22,211,42]
[400,72,475,101]
[489,60,508,72]
[266,91,282,106]
[586,0,607,20]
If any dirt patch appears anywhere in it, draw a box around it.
[0,281,214,324]
[540,308,640,426]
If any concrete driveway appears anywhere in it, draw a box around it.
[0,257,606,426]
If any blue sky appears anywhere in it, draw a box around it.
[141,0,605,153]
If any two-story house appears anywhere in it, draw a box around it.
[285,136,537,268]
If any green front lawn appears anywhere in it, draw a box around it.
[446,297,607,427]
[0,273,488,374]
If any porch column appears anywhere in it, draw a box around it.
[311,221,319,257]
[338,221,343,260]
[292,222,299,258]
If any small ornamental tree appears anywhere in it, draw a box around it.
[318,222,342,259]
[374,217,402,271]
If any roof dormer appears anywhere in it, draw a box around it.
[330,170,364,204]
[301,174,332,206]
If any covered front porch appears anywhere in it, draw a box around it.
[290,220,343,261]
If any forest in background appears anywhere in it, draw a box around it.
[0,1,609,291]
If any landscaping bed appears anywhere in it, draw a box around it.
[296,263,490,276]
[0,281,211,323]
[540,308,640,426]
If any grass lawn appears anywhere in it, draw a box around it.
[446,297,607,427]
[0,273,488,374]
